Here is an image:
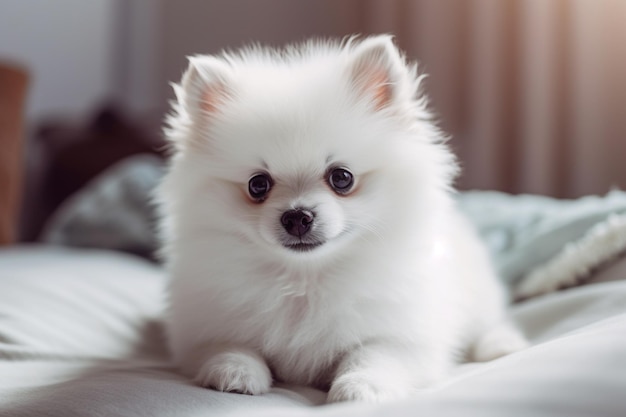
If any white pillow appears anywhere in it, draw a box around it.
[0,245,166,360]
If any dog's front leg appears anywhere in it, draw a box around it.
[193,344,272,395]
[327,341,442,403]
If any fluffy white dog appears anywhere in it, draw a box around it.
[157,35,527,403]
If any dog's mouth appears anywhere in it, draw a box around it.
[279,228,352,253]
[282,240,325,252]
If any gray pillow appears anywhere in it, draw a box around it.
[41,154,164,259]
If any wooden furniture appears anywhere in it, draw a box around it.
[0,63,28,245]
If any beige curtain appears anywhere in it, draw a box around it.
[357,0,626,198]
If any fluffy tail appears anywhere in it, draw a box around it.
[514,213,626,301]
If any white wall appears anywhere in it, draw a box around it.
[114,0,161,115]
[0,0,118,122]
[0,0,362,124]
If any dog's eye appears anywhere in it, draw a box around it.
[328,168,354,194]
[248,174,272,201]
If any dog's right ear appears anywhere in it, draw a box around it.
[178,55,232,118]
[347,35,407,111]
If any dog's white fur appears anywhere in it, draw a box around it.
[157,35,527,402]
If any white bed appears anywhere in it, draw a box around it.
[1,245,625,417]
[3,157,626,416]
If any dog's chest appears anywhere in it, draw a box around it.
[239,263,415,385]
[258,294,343,385]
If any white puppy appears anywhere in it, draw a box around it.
[157,35,527,403]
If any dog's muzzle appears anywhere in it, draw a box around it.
[281,208,314,237]
[279,208,324,252]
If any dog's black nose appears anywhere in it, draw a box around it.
[281,209,314,237]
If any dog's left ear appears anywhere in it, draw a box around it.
[347,35,408,110]
[178,55,233,119]
[167,56,234,151]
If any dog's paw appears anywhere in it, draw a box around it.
[472,321,529,362]
[327,372,409,403]
[194,350,272,395]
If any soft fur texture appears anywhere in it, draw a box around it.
[157,35,527,403]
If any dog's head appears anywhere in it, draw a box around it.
[162,36,457,262]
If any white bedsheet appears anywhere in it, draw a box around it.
[0,246,625,417]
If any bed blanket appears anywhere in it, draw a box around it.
[5,155,626,415]
[0,246,625,417]
[457,189,626,286]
